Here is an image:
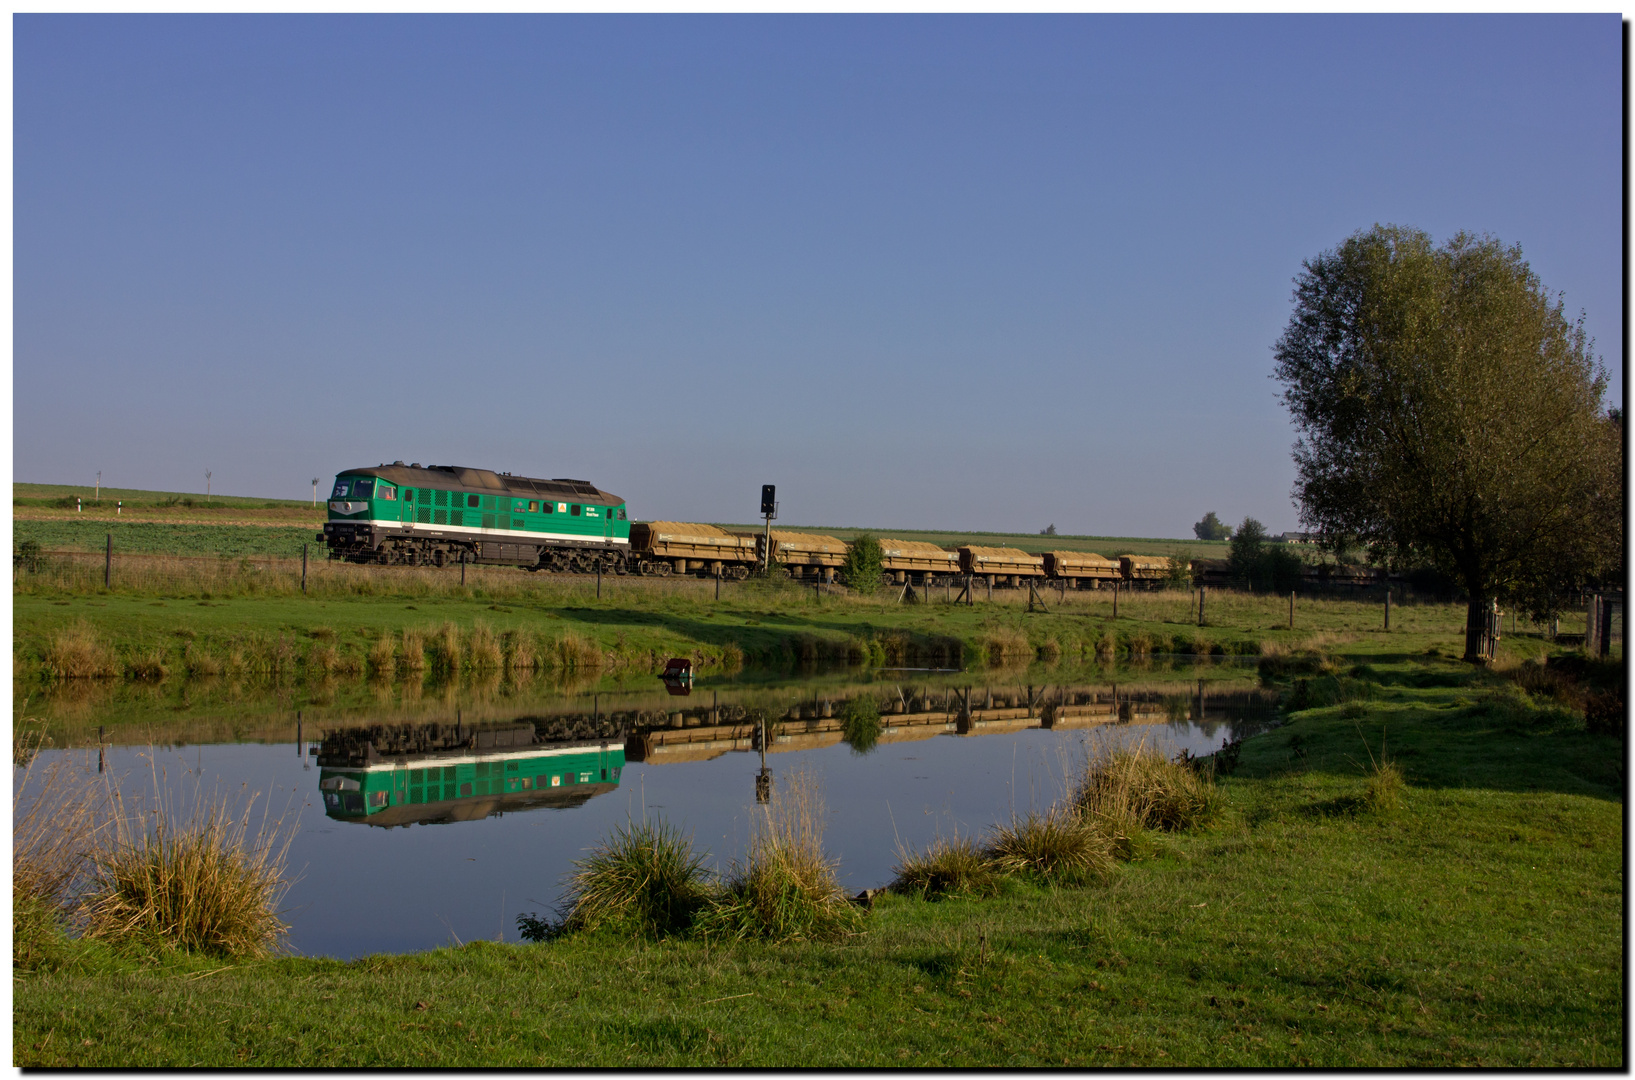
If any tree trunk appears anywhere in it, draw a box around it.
[1464,588,1489,663]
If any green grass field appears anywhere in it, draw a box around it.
[13,645,1622,1066]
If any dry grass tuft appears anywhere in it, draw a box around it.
[983,810,1115,883]
[559,818,713,938]
[308,643,338,675]
[44,623,120,679]
[14,735,110,933]
[980,627,1032,666]
[182,643,222,678]
[82,769,295,958]
[697,767,859,942]
[891,834,999,900]
[466,622,502,671]
[367,634,397,674]
[503,630,538,672]
[397,628,426,673]
[125,647,170,681]
[430,622,463,675]
[551,631,601,670]
[1075,739,1216,839]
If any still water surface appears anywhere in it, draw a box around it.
[25,663,1277,958]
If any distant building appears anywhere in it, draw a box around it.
[1278,532,1318,545]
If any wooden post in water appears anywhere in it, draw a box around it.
[104,533,112,588]
[302,544,309,594]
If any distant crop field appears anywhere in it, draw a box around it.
[14,482,310,510]
[14,519,316,558]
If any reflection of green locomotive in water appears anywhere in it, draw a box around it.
[316,720,625,827]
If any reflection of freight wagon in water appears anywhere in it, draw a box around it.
[627,522,758,579]
[315,721,624,827]
[878,539,962,586]
[958,546,1046,587]
[1042,551,1123,589]
[760,531,848,581]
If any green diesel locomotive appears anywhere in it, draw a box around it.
[319,462,630,571]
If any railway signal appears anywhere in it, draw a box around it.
[760,485,778,572]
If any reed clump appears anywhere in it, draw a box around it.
[558,818,713,938]
[550,631,601,671]
[696,767,858,943]
[14,736,110,964]
[980,627,1032,666]
[43,622,120,679]
[503,630,537,673]
[430,622,462,676]
[890,834,999,900]
[982,810,1116,883]
[367,634,397,674]
[1075,740,1216,839]
[465,622,502,671]
[1364,760,1405,814]
[82,780,295,958]
[397,628,426,673]
[125,647,170,681]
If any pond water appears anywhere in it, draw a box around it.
[19,661,1278,959]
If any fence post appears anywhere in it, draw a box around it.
[715,565,721,600]
[302,544,309,594]
[596,565,602,600]
[1113,580,1119,619]
[104,533,112,588]
[460,552,466,586]
[1384,589,1390,631]
[1289,590,1295,630]
[1197,586,1205,627]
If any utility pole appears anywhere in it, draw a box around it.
[95,471,101,504]
[205,470,212,498]
[312,478,320,507]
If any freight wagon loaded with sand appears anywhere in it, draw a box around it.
[627,522,758,579]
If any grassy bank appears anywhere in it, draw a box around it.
[13,643,1622,1066]
[15,558,1483,693]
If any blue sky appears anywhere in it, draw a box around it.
[14,15,1622,537]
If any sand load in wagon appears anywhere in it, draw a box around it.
[628,522,758,578]
[958,546,1045,585]
[878,538,962,585]
[1119,554,1172,586]
[1042,551,1123,588]
[760,531,849,581]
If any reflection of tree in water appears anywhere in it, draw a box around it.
[839,698,883,755]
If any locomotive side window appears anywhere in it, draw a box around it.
[467,494,479,508]
[543,502,553,513]
[527,501,537,512]
[377,484,396,501]
[571,505,581,516]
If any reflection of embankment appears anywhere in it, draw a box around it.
[628,683,1279,764]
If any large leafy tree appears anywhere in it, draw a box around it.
[1273,225,1622,662]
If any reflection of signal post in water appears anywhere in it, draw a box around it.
[314,718,626,827]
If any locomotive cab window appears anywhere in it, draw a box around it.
[618,509,627,520]
[350,479,374,499]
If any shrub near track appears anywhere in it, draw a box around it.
[13,648,1621,1067]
